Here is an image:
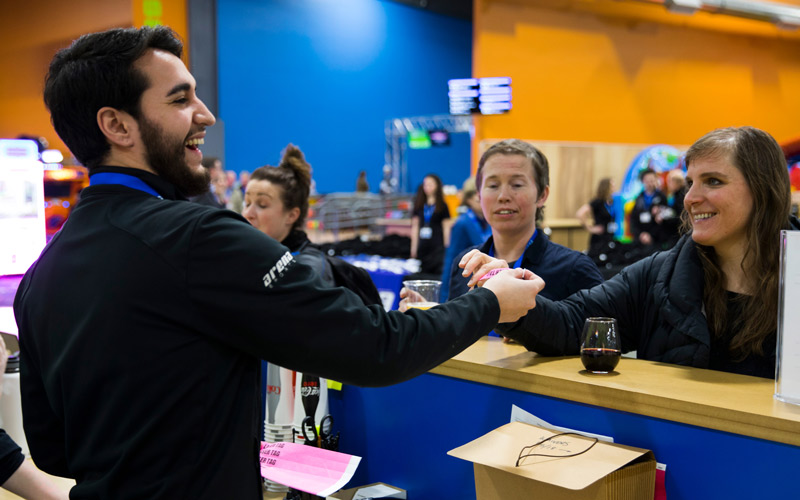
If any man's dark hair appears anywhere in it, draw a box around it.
[43,26,183,169]
[638,167,656,181]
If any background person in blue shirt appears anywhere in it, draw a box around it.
[444,139,603,305]
[630,167,668,250]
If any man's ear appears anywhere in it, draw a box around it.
[97,107,136,148]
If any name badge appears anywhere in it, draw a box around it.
[639,212,652,224]
[419,226,433,239]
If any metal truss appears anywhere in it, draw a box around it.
[384,114,474,193]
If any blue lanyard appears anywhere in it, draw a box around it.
[643,191,654,207]
[423,204,434,225]
[488,230,537,269]
[465,210,492,240]
[90,172,163,199]
[604,202,614,218]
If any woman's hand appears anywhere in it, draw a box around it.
[458,249,510,288]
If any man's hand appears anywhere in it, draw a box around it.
[481,268,545,323]
[458,249,510,288]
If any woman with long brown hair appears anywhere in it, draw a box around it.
[462,126,799,377]
[410,173,451,275]
[576,177,616,256]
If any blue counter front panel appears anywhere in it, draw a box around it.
[328,373,799,499]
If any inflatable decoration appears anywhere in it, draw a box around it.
[613,145,683,242]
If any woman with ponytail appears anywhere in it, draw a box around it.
[243,144,334,286]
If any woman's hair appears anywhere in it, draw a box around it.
[595,177,613,202]
[250,144,313,232]
[667,169,685,192]
[460,177,477,206]
[476,139,550,226]
[356,171,369,192]
[413,173,449,215]
[684,126,792,358]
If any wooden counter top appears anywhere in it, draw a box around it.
[543,218,582,229]
[430,336,800,447]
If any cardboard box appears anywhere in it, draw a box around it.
[326,482,407,500]
[448,422,655,500]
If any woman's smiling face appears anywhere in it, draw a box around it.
[684,155,754,256]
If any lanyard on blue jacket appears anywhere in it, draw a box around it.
[465,210,492,240]
[423,204,434,226]
[90,172,163,199]
[488,230,537,269]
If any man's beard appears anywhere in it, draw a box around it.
[138,115,210,197]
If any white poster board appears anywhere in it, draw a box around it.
[776,230,800,405]
[0,139,46,276]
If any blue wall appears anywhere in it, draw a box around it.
[217,0,472,194]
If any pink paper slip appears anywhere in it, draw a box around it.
[259,441,361,496]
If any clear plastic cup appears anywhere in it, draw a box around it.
[403,280,442,310]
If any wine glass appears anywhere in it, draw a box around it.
[580,317,621,374]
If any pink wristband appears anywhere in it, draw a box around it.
[479,267,510,281]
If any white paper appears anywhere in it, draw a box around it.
[0,307,17,336]
[776,231,800,404]
[352,484,405,499]
[510,404,614,443]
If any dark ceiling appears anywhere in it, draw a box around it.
[388,0,473,20]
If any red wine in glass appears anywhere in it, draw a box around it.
[580,317,621,373]
[581,347,621,373]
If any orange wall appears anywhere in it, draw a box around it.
[0,0,188,161]
[0,0,132,157]
[472,0,800,166]
[133,0,189,66]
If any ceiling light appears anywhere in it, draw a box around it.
[665,0,703,15]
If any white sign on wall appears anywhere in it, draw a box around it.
[0,139,46,276]
[776,230,800,405]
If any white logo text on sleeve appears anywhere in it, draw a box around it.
[262,251,295,289]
